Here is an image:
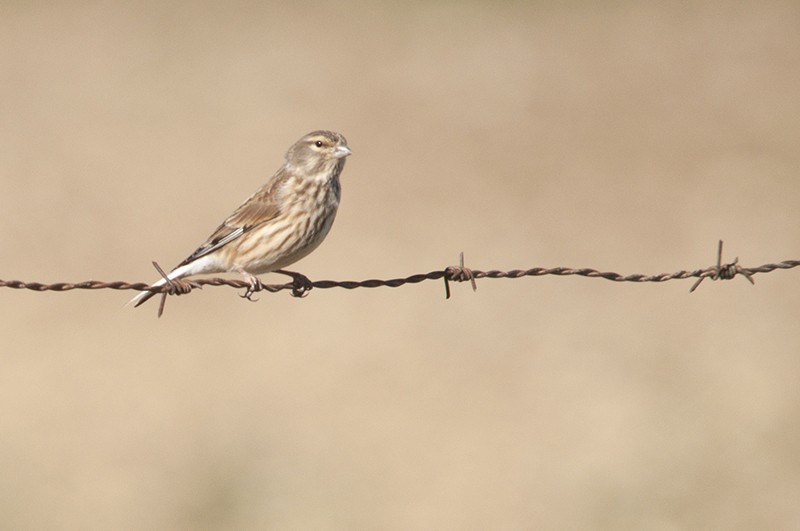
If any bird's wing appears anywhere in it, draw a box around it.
[176,173,288,268]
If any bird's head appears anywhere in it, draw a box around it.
[286,130,352,177]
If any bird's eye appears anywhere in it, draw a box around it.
[315,140,323,148]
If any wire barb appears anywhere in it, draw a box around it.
[689,241,757,293]
[151,261,198,317]
[444,252,478,299]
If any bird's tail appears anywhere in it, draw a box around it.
[127,256,216,309]
[126,265,191,308]
[127,276,169,308]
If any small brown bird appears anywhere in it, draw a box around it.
[129,130,351,309]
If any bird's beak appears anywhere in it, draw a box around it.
[334,145,353,159]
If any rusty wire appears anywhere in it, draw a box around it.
[1,242,798,314]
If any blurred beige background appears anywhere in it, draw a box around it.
[1,1,799,529]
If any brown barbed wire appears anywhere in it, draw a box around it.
[1,241,798,317]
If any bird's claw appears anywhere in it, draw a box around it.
[290,274,313,298]
[240,276,264,302]
[275,269,313,298]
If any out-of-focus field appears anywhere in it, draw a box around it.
[1,2,799,529]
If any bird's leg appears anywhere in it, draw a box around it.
[237,269,264,302]
[274,269,313,298]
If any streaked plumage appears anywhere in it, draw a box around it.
[129,130,351,309]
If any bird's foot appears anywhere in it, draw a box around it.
[275,269,313,298]
[239,273,264,302]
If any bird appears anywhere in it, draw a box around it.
[129,130,352,311]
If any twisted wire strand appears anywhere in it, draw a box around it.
[1,243,797,299]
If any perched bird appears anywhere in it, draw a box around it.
[129,130,351,310]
